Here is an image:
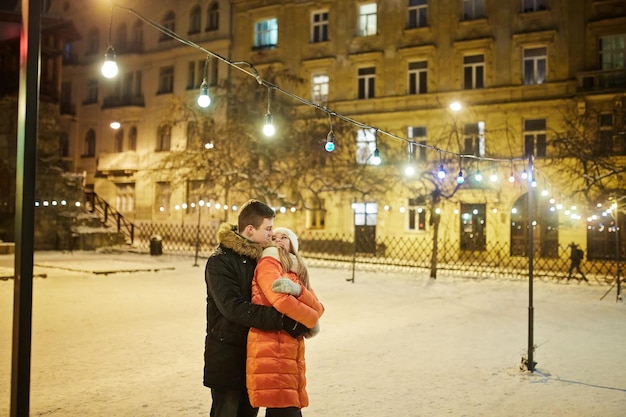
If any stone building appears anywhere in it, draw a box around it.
[46,0,626,259]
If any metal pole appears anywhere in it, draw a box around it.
[616,201,621,302]
[526,156,535,372]
[193,203,202,267]
[12,1,42,415]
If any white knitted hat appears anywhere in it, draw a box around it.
[273,227,299,253]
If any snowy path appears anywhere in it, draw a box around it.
[1,252,624,416]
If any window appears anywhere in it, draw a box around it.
[206,2,219,31]
[408,198,427,231]
[521,0,547,13]
[407,0,428,29]
[463,54,484,89]
[597,113,626,156]
[157,124,171,151]
[312,73,329,103]
[523,118,547,157]
[83,129,96,157]
[187,121,198,149]
[85,79,98,104]
[358,3,377,36]
[189,5,201,34]
[160,11,175,41]
[463,0,484,20]
[187,60,204,90]
[523,47,547,84]
[306,199,326,229]
[59,132,69,158]
[128,126,137,151]
[460,203,486,251]
[311,11,329,43]
[114,128,124,152]
[131,20,143,51]
[599,34,626,70]
[357,67,376,99]
[115,23,127,52]
[408,126,427,161]
[208,56,218,86]
[158,66,174,94]
[354,202,378,226]
[86,27,99,55]
[463,122,485,156]
[116,183,135,213]
[254,18,278,49]
[134,70,142,97]
[356,128,377,165]
[408,61,427,94]
[155,182,171,213]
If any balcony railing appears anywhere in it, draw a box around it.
[97,151,138,172]
[577,68,626,92]
[102,95,145,109]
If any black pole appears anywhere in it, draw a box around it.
[526,156,535,372]
[616,204,621,302]
[12,1,42,415]
[193,203,202,267]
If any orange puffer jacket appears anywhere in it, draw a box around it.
[246,247,324,409]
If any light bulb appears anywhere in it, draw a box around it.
[110,121,121,129]
[457,170,465,184]
[325,131,335,152]
[508,172,515,183]
[101,46,118,78]
[437,164,446,179]
[475,170,483,182]
[371,148,381,165]
[263,113,275,136]
[405,165,415,176]
[197,81,211,108]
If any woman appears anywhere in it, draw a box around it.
[247,227,324,417]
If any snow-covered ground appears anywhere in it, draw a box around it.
[1,251,624,416]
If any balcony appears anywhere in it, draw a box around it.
[577,68,626,93]
[101,95,145,109]
[97,151,138,174]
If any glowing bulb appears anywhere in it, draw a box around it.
[325,131,335,152]
[101,46,118,78]
[110,121,121,129]
[449,101,462,112]
[475,170,483,182]
[457,170,465,184]
[263,113,275,137]
[437,165,446,179]
[405,165,415,176]
[197,81,211,108]
[371,149,381,165]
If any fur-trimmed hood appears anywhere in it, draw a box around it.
[216,222,264,260]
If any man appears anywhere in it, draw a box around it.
[567,242,587,282]
[204,199,307,417]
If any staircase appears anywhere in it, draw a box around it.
[85,191,136,245]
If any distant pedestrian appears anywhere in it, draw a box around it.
[567,242,587,282]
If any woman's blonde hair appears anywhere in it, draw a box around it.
[277,246,310,290]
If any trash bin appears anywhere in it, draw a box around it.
[150,235,163,256]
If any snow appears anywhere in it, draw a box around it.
[1,251,625,416]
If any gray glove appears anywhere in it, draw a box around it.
[272,277,302,297]
[304,321,320,339]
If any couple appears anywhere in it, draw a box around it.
[203,199,324,417]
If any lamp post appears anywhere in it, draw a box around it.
[193,200,204,267]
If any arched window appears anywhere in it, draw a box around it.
[114,128,124,152]
[189,5,201,34]
[59,132,69,158]
[116,23,127,52]
[186,120,198,149]
[83,129,96,157]
[157,124,171,151]
[160,11,176,41]
[86,27,99,55]
[206,2,219,31]
[128,126,137,151]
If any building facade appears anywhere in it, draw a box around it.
[46,0,626,259]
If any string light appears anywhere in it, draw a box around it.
[262,86,275,137]
[437,164,446,179]
[325,113,335,152]
[197,56,211,108]
[101,6,118,78]
[405,142,415,176]
[372,148,381,165]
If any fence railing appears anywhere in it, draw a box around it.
[86,191,135,244]
[136,222,622,285]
